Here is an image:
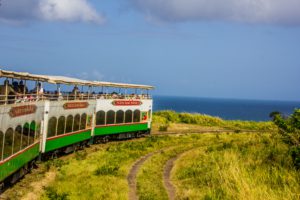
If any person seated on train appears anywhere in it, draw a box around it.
[31,83,44,94]
[90,91,96,99]
[111,92,118,99]
[70,86,79,100]
[54,90,63,101]
[0,80,21,104]
[18,80,28,94]
[31,82,44,101]
[12,81,20,93]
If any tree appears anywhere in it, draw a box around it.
[270,109,300,169]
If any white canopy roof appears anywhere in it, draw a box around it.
[0,69,154,90]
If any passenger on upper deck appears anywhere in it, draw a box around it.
[30,82,44,101]
[71,86,80,100]
[18,80,28,94]
[0,80,21,104]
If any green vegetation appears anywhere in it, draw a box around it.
[137,134,216,200]
[173,133,300,200]
[153,110,276,132]
[3,111,299,200]
[40,136,182,200]
[270,109,300,169]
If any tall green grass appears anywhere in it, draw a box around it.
[173,133,300,200]
[39,136,190,199]
[153,110,276,131]
[14,132,299,200]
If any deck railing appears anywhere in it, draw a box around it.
[0,93,152,105]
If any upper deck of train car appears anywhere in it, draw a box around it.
[0,69,154,105]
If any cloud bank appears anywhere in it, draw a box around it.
[130,0,300,25]
[0,0,105,24]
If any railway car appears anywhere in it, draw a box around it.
[0,69,154,190]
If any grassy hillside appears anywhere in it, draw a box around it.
[3,111,299,200]
[31,133,298,200]
[152,110,276,132]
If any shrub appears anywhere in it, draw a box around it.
[159,124,169,132]
[44,186,69,200]
[94,164,119,176]
[270,109,300,169]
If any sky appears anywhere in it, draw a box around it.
[0,0,300,101]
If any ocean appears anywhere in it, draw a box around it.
[153,96,300,122]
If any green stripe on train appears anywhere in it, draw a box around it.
[0,144,39,182]
[94,123,148,136]
[45,130,91,153]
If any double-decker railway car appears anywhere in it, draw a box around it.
[0,69,154,190]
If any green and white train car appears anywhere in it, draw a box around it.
[0,69,154,190]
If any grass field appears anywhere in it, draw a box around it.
[2,112,299,200]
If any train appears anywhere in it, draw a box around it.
[0,69,154,191]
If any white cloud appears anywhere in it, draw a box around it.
[0,0,105,24]
[130,0,300,25]
[39,0,104,24]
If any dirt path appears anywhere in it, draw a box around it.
[127,152,156,200]
[163,148,199,200]
[163,155,181,200]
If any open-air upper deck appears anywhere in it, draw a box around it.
[0,69,154,105]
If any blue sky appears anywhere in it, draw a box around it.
[0,0,300,101]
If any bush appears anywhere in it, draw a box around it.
[44,186,69,200]
[159,124,169,132]
[270,109,300,169]
[94,164,119,176]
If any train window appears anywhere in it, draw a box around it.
[57,116,66,135]
[35,122,41,141]
[125,110,133,123]
[96,111,105,125]
[106,110,115,124]
[48,117,57,138]
[73,114,80,132]
[80,113,87,130]
[66,115,73,133]
[3,128,13,159]
[116,110,124,124]
[13,126,22,153]
[0,131,3,160]
[133,110,141,122]
[22,123,30,149]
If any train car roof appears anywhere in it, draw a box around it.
[0,69,154,90]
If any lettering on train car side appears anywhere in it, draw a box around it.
[112,100,142,106]
[9,105,37,118]
[63,102,89,109]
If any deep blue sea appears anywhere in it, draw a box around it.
[153,96,300,121]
